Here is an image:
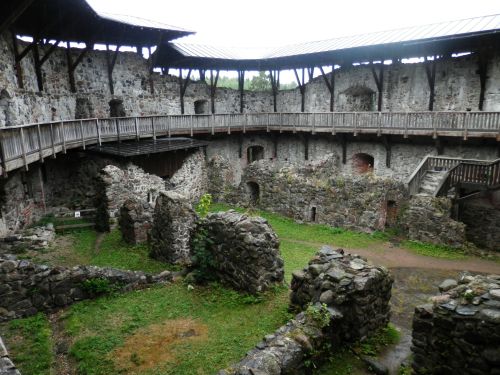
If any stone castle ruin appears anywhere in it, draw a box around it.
[0,0,499,373]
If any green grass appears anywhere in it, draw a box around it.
[64,283,291,375]
[210,203,387,249]
[0,313,53,375]
[401,240,467,260]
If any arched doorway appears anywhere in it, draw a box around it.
[247,146,264,163]
[246,181,260,205]
[352,153,374,174]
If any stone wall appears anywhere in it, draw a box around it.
[2,30,500,127]
[403,196,466,248]
[412,273,500,374]
[220,247,393,374]
[221,156,407,232]
[118,198,153,245]
[0,336,20,375]
[198,210,284,294]
[167,149,208,203]
[0,256,172,322]
[150,191,197,265]
[460,192,500,251]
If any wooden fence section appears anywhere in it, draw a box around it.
[1,111,499,174]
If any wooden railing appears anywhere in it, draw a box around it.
[1,111,499,174]
[435,158,500,197]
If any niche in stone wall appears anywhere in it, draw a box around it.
[246,181,260,205]
[194,100,208,114]
[109,98,125,118]
[385,200,398,228]
[310,206,317,222]
[341,86,376,111]
[75,97,94,119]
[352,153,374,174]
[247,146,265,163]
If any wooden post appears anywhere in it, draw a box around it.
[106,44,120,95]
[79,120,86,150]
[294,68,306,112]
[36,124,44,163]
[134,117,140,140]
[115,118,121,143]
[269,70,280,112]
[179,69,192,114]
[238,70,245,113]
[67,41,92,93]
[425,56,437,111]
[11,32,24,88]
[152,117,157,140]
[96,119,101,145]
[341,135,347,164]
[319,66,335,112]
[60,122,66,153]
[371,62,384,111]
[49,123,56,157]
[478,52,489,111]
[209,70,219,114]
[382,135,391,168]
[19,127,28,170]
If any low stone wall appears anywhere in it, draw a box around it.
[220,247,393,374]
[461,197,500,251]
[118,198,154,244]
[0,336,20,375]
[412,273,500,374]
[150,191,197,265]
[0,256,172,321]
[199,210,285,294]
[290,246,393,342]
[403,196,466,248]
[0,225,55,255]
[224,158,407,233]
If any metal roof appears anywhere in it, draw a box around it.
[163,13,500,68]
[97,12,192,34]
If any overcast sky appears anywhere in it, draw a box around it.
[87,0,499,47]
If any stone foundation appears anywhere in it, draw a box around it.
[0,256,172,322]
[220,247,393,374]
[460,194,500,251]
[198,210,284,294]
[412,273,500,374]
[150,191,197,265]
[403,196,466,248]
[0,225,55,256]
[0,336,20,375]
[118,198,153,244]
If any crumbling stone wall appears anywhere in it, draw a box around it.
[168,149,208,203]
[220,247,393,374]
[118,198,153,244]
[403,196,466,248]
[412,273,500,374]
[95,164,166,230]
[222,157,407,232]
[0,336,20,375]
[0,256,172,321]
[0,225,55,256]
[198,210,285,294]
[150,191,197,265]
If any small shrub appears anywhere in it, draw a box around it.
[195,193,212,218]
[81,278,117,295]
[190,225,216,283]
[304,303,331,329]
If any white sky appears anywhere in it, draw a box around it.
[86,0,500,82]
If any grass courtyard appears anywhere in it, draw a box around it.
[1,204,493,374]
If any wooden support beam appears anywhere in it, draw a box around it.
[199,69,206,81]
[304,134,309,160]
[340,135,347,164]
[435,137,444,155]
[209,70,219,114]
[294,68,307,112]
[238,134,243,159]
[269,70,280,113]
[148,33,163,94]
[0,0,35,36]
[381,135,391,168]
[32,43,44,91]
[319,66,335,112]
[106,44,120,95]
[179,68,192,114]
[11,32,24,88]
[67,42,92,93]
[238,70,245,113]
[39,40,60,65]
[272,133,278,158]
[371,62,384,111]
[425,56,437,111]
[478,52,489,111]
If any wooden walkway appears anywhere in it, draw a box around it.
[1,111,499,174]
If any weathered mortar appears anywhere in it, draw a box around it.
[412,273,500,375]
[0,256,172,322]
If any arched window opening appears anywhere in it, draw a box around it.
[247,146,265,163]
[194,100,208,114]
[246,181,260,205]
[352,153,374,174]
